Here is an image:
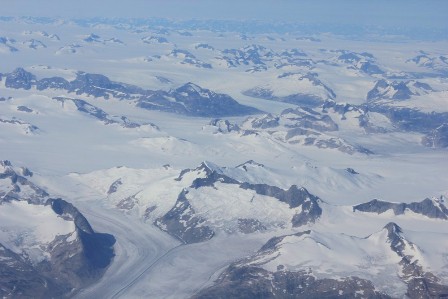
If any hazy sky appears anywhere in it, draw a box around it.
[1,0,447,28]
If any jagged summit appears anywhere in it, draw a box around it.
[383,222,403,238]
[353,197,448,220]
[367,79,433,102]
[158,161,323,243]
[0,162,115,297]
[2,68,261,117]
[5,67,36,90]
[0,160,49,204]
[236,160,265,169]
[175,82,208,95]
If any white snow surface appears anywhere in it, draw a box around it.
[249,228,409,296]
[0,16,447,298]
[0,201,75,263]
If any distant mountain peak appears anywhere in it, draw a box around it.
[384,222,403,237]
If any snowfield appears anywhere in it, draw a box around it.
[0,15,447,298]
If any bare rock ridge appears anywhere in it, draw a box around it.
[193,223,448,298]
[0,160,115,298]
[3,67,261,117]
[156,162,322,244]
[353,197,448,219]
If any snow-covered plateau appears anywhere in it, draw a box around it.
[0,16,447,298]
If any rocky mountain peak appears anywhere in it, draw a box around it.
[175,82,208,95]
[384,222,403,238]
[5,67,36,90]
[0,161,49,204]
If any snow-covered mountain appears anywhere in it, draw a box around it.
[2,68,260,117]
[367,79,434,102]
[0,161,115,298]
[0,15,447,298]
[155,161,322,243]
[243,72,336,107]
[194,223,448,298]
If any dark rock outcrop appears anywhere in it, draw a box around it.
[193,266,391,299]
[36,77,70,90]
[239,183,322,227]
[0,162,115,298]
[54,97,157,129]
[281,107,338,132]
[68,72,131,99]
[107,179,122,195]
[207,119,241,133]
[5,67,36,90]
[0,160,49,204]
[155,190,214,244]
[48,198,116,269]
[0,243,65,299]
[250,114,280,129]
[194,229,391,299]
[367,80,433,102]
[163,162,323,243]
[138,82,260,117]
[422,123,448,148]
[380,223,448,298]
[3,68,260,117]
[353,198,448,220]
[195,223,448,298]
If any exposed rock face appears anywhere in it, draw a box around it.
[220,44,272,68]
[336,50,384,75]
[142,35,169,44]
[194,223,448,299]
[107,178,123,195]
[54,97,158,129]
[382,223,448,298]
[360,61,384,75]
[5,67,36,90]
[17,105,34,113]
[36,76,70,90]
[24,39,47,49]
[3,68,260,117]
[0,160,49,204]
[168,49,212,68]
[281,107,338,132]
[0,117,40,135]
[193,229,392,299]
[322,97,448,136]
[239,183,322,227]
[157,162,322,244]
[155,190,215,244]
[250,113,280,129]
[244,87,327,107]
[0,243,66,299]
[243,72,335,107]
[0,161,115,298]
[240,107,372,155]
[207,119,241,133]
[0,197,116,298]
[193,266,391,299]
[321,94,448,137]
[367,79,433,102]
[353,198,448,220]
[68,72,134,99]
[138,82,260,117]
[346,167,359,174]
[0,36,18,52]
[48,198,116,269]
[422,123,448,148]
[237,218,266,234]
[366,104,448,133]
